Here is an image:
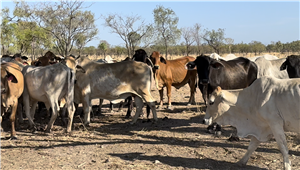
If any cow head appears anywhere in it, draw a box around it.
[150,51,166,70]
[35,56,50,66]
[1,63,20,94]
[204,86,236,125]
[1,55,14,63]
[189,54,212,85]
[132,49,154,67]
[61,56,85,73]
[280,55,300,78]
[132,49,148,62]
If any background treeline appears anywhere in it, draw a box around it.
[74,40,300,60]
[1,1,299,61]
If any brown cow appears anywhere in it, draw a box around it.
[34,51,63,66]
[1,62,24,139]
[149,51,197,110]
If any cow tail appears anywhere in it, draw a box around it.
[66,68,75,112]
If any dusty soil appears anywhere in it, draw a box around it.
[1,84,300,170]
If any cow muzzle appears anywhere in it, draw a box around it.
[203,117,212,125]
[200,79,209,85]
[1,88,6,94]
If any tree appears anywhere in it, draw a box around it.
[181,27,195,56]
[16,0,98,57]
[249,41,265,55]
[1,8,17,54]
[202,28,225,54]
[225,38,234,54]
[153,5,181,59]
[193,23,203,55]
[98,40,110,57]
[103,13,154,57]
[275,41,283,53]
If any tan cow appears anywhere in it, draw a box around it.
[1,62,24,139]
[74,55,157,125]
[149,51,197,110]
[22,56,83,133]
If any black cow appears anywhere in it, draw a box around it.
[280,55,300,78]
[186,54,258,137]
[123,49,153,119]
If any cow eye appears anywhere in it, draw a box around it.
[209,101,214,105]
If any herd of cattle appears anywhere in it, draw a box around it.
[1,50,300,170]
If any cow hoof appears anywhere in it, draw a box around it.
[9,136,18,140]
[206,129,214,134]
[215,131,222,137]
[167,105,174,110]
[18,119,24,124]
[30,126,37,133]
[45,129,51,133]
[130,121,136,125]
[228,136,240,142]
[156,105,163,110]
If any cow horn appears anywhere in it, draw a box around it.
[146,57,154,68]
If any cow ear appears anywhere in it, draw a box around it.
[186,62,196,70]
[76,65,86,73]
[160,56,166,64]
[75,55,81,60]
[35,61,41,66]
[5,71,18,83]
[145,57,154,68]
[210,61,224,69]
[280,61,287,70]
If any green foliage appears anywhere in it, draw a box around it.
[103,13,153,57]
[153,5,181,59]
[15,0,98,57]
[249,41,265,55]
[203,28,225,54]
[98,40,110,57]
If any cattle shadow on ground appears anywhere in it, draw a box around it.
[109,152,267,170]
[2,124,300,158]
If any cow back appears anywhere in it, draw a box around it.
[209,57,258,90]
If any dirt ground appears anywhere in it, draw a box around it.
[1,84,300,170]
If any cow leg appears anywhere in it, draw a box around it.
[237,136,260,166]
[146,105,151,119]
[98,98,104,115]
[45,101,59,133]
[23,92,36,130]
[187,78,196,105]
[1,104,4,132]
[109,102,113,113]
[117,100,125,112]
[166,84,173,110]
[270,126,291,170]
[157,88,164,109]
[66,103,75,133]
[9,100,18,139]
[30,102,38,119]
[17,99,24,124]
[82,96,91,126]
[59,104,68,126]
[125,97,133,118]
[130,96,144,124]
[141,93,157,123]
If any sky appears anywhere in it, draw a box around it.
[1,0,300,47]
